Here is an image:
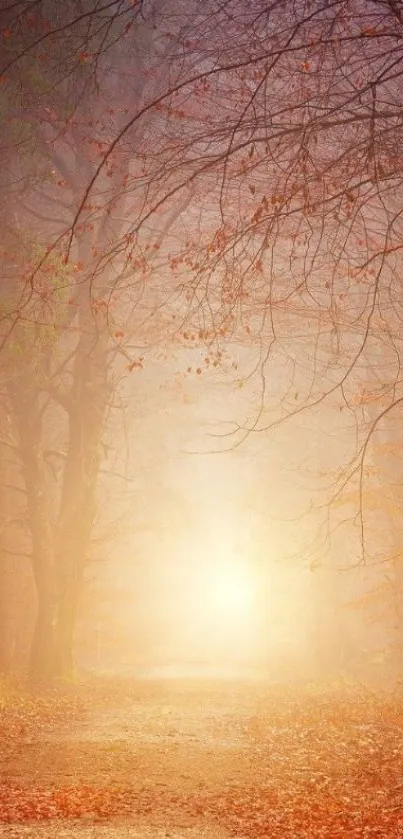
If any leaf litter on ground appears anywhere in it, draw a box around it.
[0,675,403,837]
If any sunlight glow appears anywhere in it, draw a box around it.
[209,565,254,621]
[177,556,262,665]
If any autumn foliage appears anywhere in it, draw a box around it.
[1,678,403,837]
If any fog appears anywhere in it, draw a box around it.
[67,339,393,689]
[2,5,403,837]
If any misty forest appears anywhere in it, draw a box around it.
[1,1,403,836]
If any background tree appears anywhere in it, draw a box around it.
[3,0,403,681]
[0,0,198,680]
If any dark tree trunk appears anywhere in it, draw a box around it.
[51,566,84,679]
[51,307,108,679]
[8,378,58,682]
[29,585,58,681]
[7,281,110,681]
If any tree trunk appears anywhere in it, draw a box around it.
[29,583,58,681]
[52,567,83,679]
[367,395,403,678]
[0,434,14,671]
[7,378,58,681]
[7,267,109,682]
[0,558,12,671]
[51,311,109,680]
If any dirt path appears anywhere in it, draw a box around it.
[1,676,403,837]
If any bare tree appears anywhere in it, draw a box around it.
[0,0,197,680]
[3,0,403,677]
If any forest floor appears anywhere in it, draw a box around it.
[1,672,403,838]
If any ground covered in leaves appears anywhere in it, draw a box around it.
[1,674,403,837]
